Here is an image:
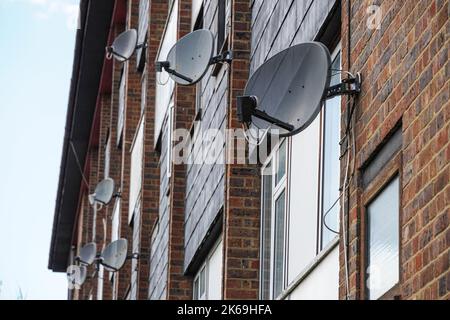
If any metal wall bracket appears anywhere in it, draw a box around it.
[210,51,233,65]
[325,73,362,99]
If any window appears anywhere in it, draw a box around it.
[191,0,203,30]
[104,134,111,179]
[212,0,230,76]
[217,0,229,54]
[361,125,402,300]
[110,198,121,294]
[137,0,149,70]
[320,49,342,249]
[193,3,204,115]
[167,103,174,179]
[141,72,147,115]
[155,0,178,144]
[366,176,400,300]
[117,68,126,146]
[193,238,223,300]
[130,200,142,300]
[260,141,287,299]
[129,119,144,224]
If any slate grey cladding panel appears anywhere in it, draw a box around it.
[148,114,170,300]
[250,0,337,74]
[182,0,229,271]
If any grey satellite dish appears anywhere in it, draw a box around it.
[239,42,332,137]
[78,266,87,286]
[67,265,87,287]
[77,242,97,266]
[156,29,215,85]
[106,29,139,62]
[100,238,128,272]
[90,178,115,206]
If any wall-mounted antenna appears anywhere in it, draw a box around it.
[155,29,233,86]
[106,29,147,62]
[237,42,361,138]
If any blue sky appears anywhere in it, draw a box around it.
[0,0,79,300]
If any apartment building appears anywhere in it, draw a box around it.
[49,0,449,300]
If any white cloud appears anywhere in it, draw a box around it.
[12,0,80,30]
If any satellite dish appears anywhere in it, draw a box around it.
[90,178,115,206]
[107,29,139,62]
[77,242,97,266]
[242,42,331,137]
[100,239,128,272]
[78,266,87,286]
[67,265,87,287]
[157,29,215,85]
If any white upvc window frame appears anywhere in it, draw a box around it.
[318,44,342,250]
[260,139,288,300]
[167,102,174,180]
[193,237,223,300]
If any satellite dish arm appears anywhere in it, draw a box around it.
[155,61,193,83]
[105,46,129,61]
[237,96,294,132]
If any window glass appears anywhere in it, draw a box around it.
[276,141,286,185]
[199,267,206,297]
[288,117,320,282]
[117,69,126,145]
[260,167,272,300]
[367,176,400,300]
[193,278,199,299]
[155,0,178,142]
[191,0,203,29]
[129,119,144,224]
[167,104,174,179]
[321,50,342,248]
[207,240,223,300]
[273,191,286,299]
[104,135,111,179]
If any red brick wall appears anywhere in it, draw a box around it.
[117,0,142,299]
[107,22,126,300]
[97,93,113,300]
[341,0,449,300]
[223,0,261,300]
[166,0,196,300]
[138,0,168,300]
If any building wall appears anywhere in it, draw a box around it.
[142,0,168,301]
[341,0,449,300]
[58,0,449,301]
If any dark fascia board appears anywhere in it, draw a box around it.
[48,0,114,272]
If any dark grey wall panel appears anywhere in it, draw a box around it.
[183,0,229,271]
[250,0,337,74]
[149,114,171,300]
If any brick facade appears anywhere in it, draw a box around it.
[51,0,449,301]
[341,0,449,300]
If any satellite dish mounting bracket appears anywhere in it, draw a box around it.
[155,61,194,83]
[325,73,362,99]
[113,191,122,200]
[237,96,294,132]
[127,253,140,260]
[210,51,233,65]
